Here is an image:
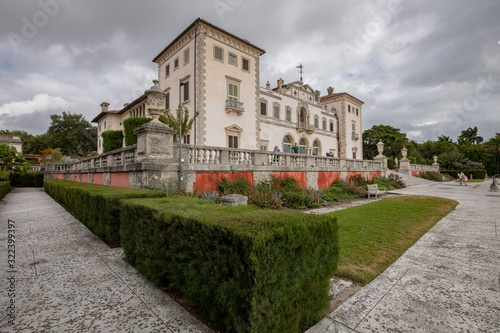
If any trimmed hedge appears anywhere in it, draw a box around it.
[123,117,151,146]
[102,130,124,152]
[9,172,44,187]
[120,197,339,333]
[0,181,10,199]
[43,179,166,245]
[441,169,487,179]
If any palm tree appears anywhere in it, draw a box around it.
[458,126,483,145]
[437,135,453,143]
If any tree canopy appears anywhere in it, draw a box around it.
[362,125,410,159]
[46,112,97,156]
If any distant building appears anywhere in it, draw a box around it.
[92,18,363,159]
[0,134,23,153]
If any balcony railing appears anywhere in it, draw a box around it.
[296,122,315,133]
[225,99,244,115]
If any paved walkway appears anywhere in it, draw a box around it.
[0,188,212,332]
[308,180,500,332]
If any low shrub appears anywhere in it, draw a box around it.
[387,158,394,169]
[0,181,10,199]
[418,171,443,181]
[43,179,166,245]
[120,196,339,333]
[9,172,44,187]
[441,169,487,179]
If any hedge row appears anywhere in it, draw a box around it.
[120,197,339,332]
[102,130,124,152]
[0,181,10,199]
[10,172,44,187]
[43,179,166,245]
[123,117,151,146]
[441,169,487,179]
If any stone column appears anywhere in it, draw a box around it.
[373,139,388,177]
[134,121,176,164]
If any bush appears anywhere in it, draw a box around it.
[418,171,443,182]
[441,169,487,179]
[387,158,394,169]
[102,130,124,152]
[10,172,44,187]
[43,179,166,245]
[123,117,152,146]
[120,196,339,333]
[0,181,10,199]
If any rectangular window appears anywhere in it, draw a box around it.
[228,83,238,107]
[183,81,189,101]
[314,117,319,128]
[286,107,291,121]
[330,121,334,132]
[322,118,327,130]
[348,105,351,112]
[260,102,267,116]
[242,58,249,71]
[274,106,279,119]
[165,92,170,110]
[174,58,179,69]
[165,64,170,77]
[260,145,267,151]
[228,52,237,66]
[353,152,357,159]
[183,134,190,144]
[214,46,223,61]
[228,135,238,148]
[352,122,356,131]
[184,48,189,65]
[356,108,359,116]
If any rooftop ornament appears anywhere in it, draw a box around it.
[144,80,166,123]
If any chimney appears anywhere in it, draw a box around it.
[327,87,334,95]
[100,102,110,112]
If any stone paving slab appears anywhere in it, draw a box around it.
[307,180,500,333]
[0,188,213,333]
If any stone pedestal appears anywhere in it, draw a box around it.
[221,194,248,206]
[399,158,411,176]
[134,121,176,163]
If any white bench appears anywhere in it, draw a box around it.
[367,184,387,199]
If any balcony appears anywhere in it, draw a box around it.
[352,132,359,140]
[296,122,315,134]
[225,99,244,115]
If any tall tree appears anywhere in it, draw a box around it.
[458,126,483,145]
[46,112,97,156]
[362,125,409,159]
[484,133,500,175]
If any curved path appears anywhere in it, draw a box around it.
[308,180,500,332]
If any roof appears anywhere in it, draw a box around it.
[320,92,364,104]
[91,94,147,123]
[152,18,266,63]
[91,110,120,123]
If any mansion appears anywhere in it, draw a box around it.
[92,18,364,159]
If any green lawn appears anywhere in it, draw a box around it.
[325,195,458,285]
[455,179,484,183]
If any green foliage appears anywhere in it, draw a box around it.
[10,172,44,187]
[0,181,10,199]
[484,133,500,175]
[47,112,97,156]
[159,106,199,142]
[43,179,166,246]
[120,196,339,332]
[458,126,483,145]
[123,117,151,146]
[202,190,219,203]
[101,130,124,153]
[362,125,410,159]
[387,157,394,169]
[218,176,253,195]
[417,172,443,182]
[0,144,31,173]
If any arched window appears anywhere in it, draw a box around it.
[313,140,320,156]
[283,135,292,153]
[299,138,307,154]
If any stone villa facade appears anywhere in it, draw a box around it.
[92,18,364,159]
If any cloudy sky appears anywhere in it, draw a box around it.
[1,0,499,142]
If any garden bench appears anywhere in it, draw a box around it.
[367,184,387,199]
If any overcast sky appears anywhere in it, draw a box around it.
[1,0,499,142]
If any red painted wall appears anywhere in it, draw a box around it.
[369,171,381,180]
[81,174,88,183]
[93,173,104,185]
[193,172,254,192]
[57,174,65,180]
[412,172,418,177]
[347,172,364,180]
[272,172,307,188]
[73,174,79,182]
[317,172,341,189]
[110,173,130,188]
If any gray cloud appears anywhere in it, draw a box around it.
[1,0,499,142]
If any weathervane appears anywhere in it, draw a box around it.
[296,63,304,82]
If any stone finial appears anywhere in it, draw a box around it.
[100,102,110,112]
[277,78,284,89]
[327,87,334,95]
[266,81,271,89]
[315,90,320,101]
